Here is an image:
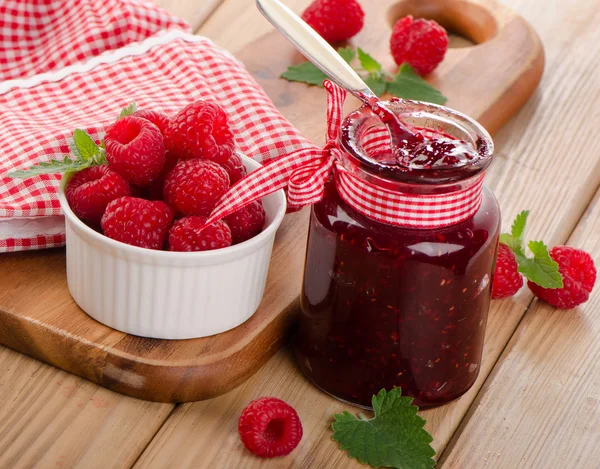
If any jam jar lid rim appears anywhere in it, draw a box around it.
[337,99,494,186]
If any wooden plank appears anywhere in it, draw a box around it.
[439,188,600,469]
[154,0,225,32]
[134,0,600,466]
[0,346,172,469]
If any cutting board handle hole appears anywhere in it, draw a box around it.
[387,0,498,48]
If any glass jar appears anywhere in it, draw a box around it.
[295,100,501,409]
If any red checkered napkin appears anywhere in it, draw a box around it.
[0,0,189,82]
[0,29,313,252]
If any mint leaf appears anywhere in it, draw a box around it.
[337,46,356,64]
[118,101,137,119]
[516,241,564,289]
[7,156,92,179]
[511,210,529,241]
[281,61,328,87]
[387,64,447,105]
[281,47,354,87]
[365,75,387,97]
[499,211,563,289]
[332,388,435,469]
[357,48,381,74]
[72,129,100,162]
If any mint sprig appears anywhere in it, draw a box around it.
[281,47,447,105]
[500,210,563,289]
[118,101,137,119]
[332,388,436,469]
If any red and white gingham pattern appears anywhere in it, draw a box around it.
[0,30,313,252]
[0,0,189,82]
[207,81,485,230]
[0,234,65,252]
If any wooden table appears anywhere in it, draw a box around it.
[0,0,599,467]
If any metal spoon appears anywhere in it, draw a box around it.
[255,0,415,145]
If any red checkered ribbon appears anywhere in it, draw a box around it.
[207,81,485,230]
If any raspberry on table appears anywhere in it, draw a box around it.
[168,216,232,252]
[302,0,364,43]
[390,15,449,76]
[101,196,173,250]
[164,100,235,164]
[105,116,166,187]
[492,243,524,299]
[65,165,130,226]
[238,397,303,458]
[528,246,597,309]
[132,109,171,136]
[225,200,266,245]
[220,152,247,185]
[163,159,230,217]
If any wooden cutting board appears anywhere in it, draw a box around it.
[0,0,543,402]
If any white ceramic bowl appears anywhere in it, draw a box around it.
[58,156,286,340]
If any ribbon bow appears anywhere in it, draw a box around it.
[206,81,484,230]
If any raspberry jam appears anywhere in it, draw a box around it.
[295,100,500,408]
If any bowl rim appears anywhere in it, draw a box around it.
[58,154,287,261]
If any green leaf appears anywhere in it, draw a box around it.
[280,46,355,87]
[516,241,564,289]
[511,210,530,241]
[357,48,382,74]
[365,75,387,97]
[118,101,137,119]
[6,157,92,179]
[72,129,100,162]
[337,46,356,64]
[281,61,328,87]
[499,211,563,289]
[332,388,436,469]
[387,64,447,105]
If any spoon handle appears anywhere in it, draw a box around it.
[256,0,376,99]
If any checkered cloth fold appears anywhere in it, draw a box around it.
[206,81,485,230]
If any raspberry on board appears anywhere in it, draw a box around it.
[220,152,247,185]
[528,246,597,309]
[66,165,130,226]
[238,397,303,458]
[302,0,364,43]
[168,216,232,252]
[101,196,173,250]
[390,15,448,76]
[132,109,171,136]
[164,100,235,164]
[492,243,524,299]
[225,200,266,245]
[163,159,230,217]
[105,116,166,187]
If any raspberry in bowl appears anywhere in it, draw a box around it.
[58,155,286,340]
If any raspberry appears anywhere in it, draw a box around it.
[390,15,448,76]
[168,216,232,252]
[66,165,130,226]
[492,243,524,299]
[132,109,171,136]
[163,159,229,216]
[225,201,266,244]
[101,196,173,250]
[238,397,303,458]
[220,153,247,185]
[528,246,597,309]
[302,0,364,43]
[105,116,166,186]
[164,100,235,164]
